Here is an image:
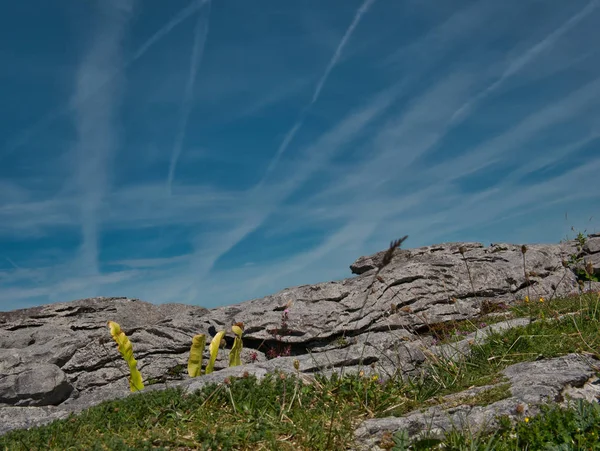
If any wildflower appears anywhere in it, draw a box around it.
[359,370,364,378]
[250,351,258,363]
[524,417,529,423]
[524,296,530,303]
[539,297,544,303]
[293,359,300,371]
[371,374,379,382]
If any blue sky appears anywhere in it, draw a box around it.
[1,0,599,312]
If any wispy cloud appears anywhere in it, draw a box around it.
[166,1,212,195]
[180,84,401,296]
[310,0,376,105]
[1,1,599,312]
[259,0,378,183]
[303,70,477,202]
[451,0,600,123]
[426,76,600,182]
[70,0,134,282]
[3,0,210,159]
[112,255,189,268]
[131,0,210,61]
[383,0,503,71]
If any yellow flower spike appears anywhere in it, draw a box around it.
[231,324,244,337]
[229,323,244,367]
[206,330,226,374]
[188,334,206,377]
[107,321,144,392]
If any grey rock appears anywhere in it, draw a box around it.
[0,235,598,440]
[584,235,600,254]
[0,407,72,437]
[353,354,600,450]
[0,363,73,407]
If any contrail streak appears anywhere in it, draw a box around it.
[5,257,20,269]
[3,0,210,158]
[311,0,376,105]
[167,1,211,195]
[258,0,377,185]
[73,0,134,278]
[451,0,599,123]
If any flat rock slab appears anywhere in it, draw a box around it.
[353,353,600,450]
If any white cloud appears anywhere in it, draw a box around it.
[259,0,378,184]
[426,76,600,183]
[451,0,600,123]
[3,0,210,159]
[111,255,189,268]
[167,1,212,194]
[69,0,134,284]
[1,0,599,312]
[177,84,402,296]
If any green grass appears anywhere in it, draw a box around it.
[2,235,600,450]
[388,398,600,450]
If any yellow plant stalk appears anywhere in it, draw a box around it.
[107,321,144,392]
[229,323,244,367]
[188,334,206,377]
[205,330,225,374]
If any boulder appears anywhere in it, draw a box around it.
[1,234,599,440]
[0,363,73,407]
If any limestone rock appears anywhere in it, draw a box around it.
[353,354,600,450]
[0,234,598,440]
[0,363,73,407]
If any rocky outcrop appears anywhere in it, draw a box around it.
[1,234,599,441]
[354,353,600,450]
